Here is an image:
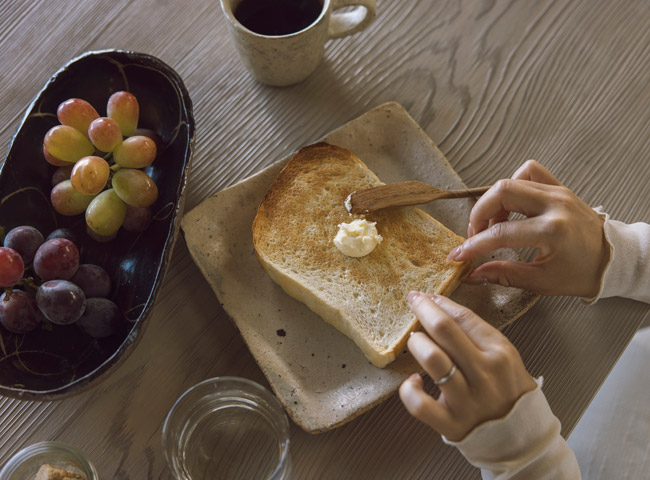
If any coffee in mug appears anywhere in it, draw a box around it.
[220,0,377,86]
[234,0,323,36]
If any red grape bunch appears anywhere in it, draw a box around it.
[44,92,160,241]
[0,225,121,338]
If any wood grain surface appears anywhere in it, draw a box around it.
[1,0,649,478]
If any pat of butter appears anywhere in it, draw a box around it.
[334,219,383,257]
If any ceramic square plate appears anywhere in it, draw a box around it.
[181,102,538,433]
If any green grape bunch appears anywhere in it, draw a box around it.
[43,92,159,240]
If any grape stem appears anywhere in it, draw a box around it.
[17,276,41,293]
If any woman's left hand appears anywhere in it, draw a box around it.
[399,292,537,441]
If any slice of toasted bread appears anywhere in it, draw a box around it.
[252,142,472,368]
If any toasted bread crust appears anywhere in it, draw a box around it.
[253,142,472,368]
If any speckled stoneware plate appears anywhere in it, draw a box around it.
[0,50,194,400]
[182,102,538,433]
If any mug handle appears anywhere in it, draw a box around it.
[328,0,377,38]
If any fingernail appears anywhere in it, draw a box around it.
[428,293,443,305]
[407,291,422,306]
[408,373,421,382]
[467,222,474,237]
[447,246,462,262]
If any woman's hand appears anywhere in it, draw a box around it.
[447,160,609,298]
[399,292,536,442]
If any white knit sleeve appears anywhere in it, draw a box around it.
[443,378,580,479]
[585,211,650,304]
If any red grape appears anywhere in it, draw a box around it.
[33,238,79,281]
[76,298,120,338]
[0,247,24,287]
[71,264,111,298]
[0,290,40,334]
[36,280,86,325]
[3,226,44,265]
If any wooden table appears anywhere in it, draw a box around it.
[1,0,649,478]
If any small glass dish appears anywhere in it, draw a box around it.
[163,376,291,480]
[0,441,97,480]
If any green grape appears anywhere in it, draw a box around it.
[50,180,96,215]
[111,168,158,207]
[88,117,123,152]
[85,189,127,237]
[86,226,117,243]
[43,144,69,166]
[44,125,95,163]
[57,98,99,138]
[133,128,164,152]
[107,91,139,136]
[70,156,110,195]
[112,135,156,168]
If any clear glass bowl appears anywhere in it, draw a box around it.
[163,376,291,480]
[0,441,98,480]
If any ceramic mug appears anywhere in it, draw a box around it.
[220,0,377,86]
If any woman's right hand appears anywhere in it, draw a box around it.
[447,160,609,298]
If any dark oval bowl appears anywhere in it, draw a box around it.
[0,50,194,400]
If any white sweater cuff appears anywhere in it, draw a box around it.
[584,211,650,304]
[443,378,580,479]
